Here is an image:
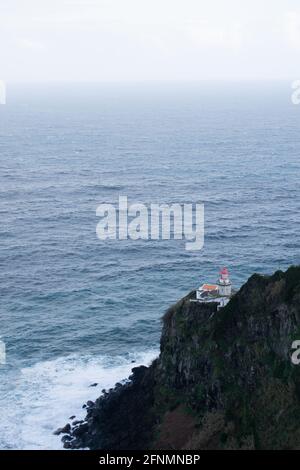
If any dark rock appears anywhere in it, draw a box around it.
[89,383,98,387]
[72,423,88,438]
[64,364,156,449]
[72,420,84,426]
[54,423,71,435]
[69,415,76,420]
[63,441,73,449]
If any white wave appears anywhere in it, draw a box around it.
[0,350,158,450]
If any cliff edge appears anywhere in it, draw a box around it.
[63,266,300,450]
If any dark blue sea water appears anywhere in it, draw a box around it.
[1,82,300,448]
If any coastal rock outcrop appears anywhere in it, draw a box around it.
[63,266,300,450]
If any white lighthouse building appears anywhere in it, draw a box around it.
[217,267,232,297]
[194,267,233,309]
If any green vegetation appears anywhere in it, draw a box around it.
[154,266,300,449]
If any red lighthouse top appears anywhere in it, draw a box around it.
[220,267,229,279]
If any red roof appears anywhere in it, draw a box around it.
[201,284,218,292]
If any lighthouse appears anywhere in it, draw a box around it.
[194,267,234,309]
[217,267,232,297]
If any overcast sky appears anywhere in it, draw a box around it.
[1,0,300,82]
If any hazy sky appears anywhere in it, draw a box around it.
[1,0,300,82]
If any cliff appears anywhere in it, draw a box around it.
[63,266,300,450]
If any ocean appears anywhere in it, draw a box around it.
[0,81,300,449]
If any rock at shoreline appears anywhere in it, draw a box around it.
[72,420,84,426]
[54,423,71,436]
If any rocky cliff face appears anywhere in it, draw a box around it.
[64,266,300,450]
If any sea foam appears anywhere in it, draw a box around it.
[0,350,158,450]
